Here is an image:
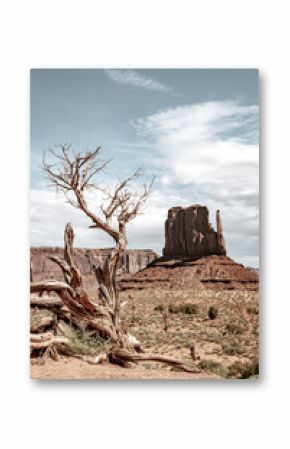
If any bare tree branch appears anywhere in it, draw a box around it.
[42,145,154,244]
[41,144,154,331]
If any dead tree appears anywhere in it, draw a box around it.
[30,145,200,372]
[41,145,152,343]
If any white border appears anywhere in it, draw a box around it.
[0,1,289,448]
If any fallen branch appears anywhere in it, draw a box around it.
[30,294,63,308]
[30,332,70,350]
[109,347,201,373]
[30,280,74,296]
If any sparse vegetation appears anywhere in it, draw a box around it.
[247,306,259,315]
[169,303,199,315]
[222,341,243,355]
[124,288,259,379]
[227,358,259,379]
[62,323,110,356]
[154,304,165,312]
[199,359,228,378]
[225,321,248,335]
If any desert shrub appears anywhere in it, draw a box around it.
[154,304,165,312]
[222,341,243,355]
[130,303,141,324]
[130,315,142,325]
[199,359,228,378]
[208,306,218,320]
[143,363,155,370]
[169,303,199,315]
[225,321,247,335]
[247,306,259,315]
[63,324,109,356]
[168,304,178,313]
[227,358,259,379]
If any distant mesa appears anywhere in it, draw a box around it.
[122,205,259,292]
[30,248,157,295]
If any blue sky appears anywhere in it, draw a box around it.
[30,69,259,266]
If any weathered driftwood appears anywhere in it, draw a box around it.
[30,310,54,333]
[30,294,63,308]
[108,348,201,373]
[30,332,69,350]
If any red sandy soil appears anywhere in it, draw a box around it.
[30,357,216,380]
[121,255,259,291]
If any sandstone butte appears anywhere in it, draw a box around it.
[31,204,259,292]
[121,205,259,291]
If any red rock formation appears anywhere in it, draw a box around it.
[216,209,226,256]
[31,247,157,294]
[163,205,226,258]
[122,205,258,292]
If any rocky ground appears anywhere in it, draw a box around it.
[31,288,259,380]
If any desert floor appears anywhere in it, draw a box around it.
[31,288,259,380]
[31,358,214,379]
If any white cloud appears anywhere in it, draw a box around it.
[134,102,259,185]
[30,187,170,252]
[134,100,259,266]
[31,100,259,267]
[30,187,180,255]
[105,69,171,92]
[30,189,114,249]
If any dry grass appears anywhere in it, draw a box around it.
[120,288,259,378]
[60,322,110,356]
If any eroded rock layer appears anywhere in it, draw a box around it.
[122,204,258,291]
[121,255,259,291]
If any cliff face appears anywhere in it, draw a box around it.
[31,247,157,293]
[163,205,226,258]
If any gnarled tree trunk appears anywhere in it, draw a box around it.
[30,223,199,373]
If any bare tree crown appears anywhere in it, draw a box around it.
[42,144,154,244]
